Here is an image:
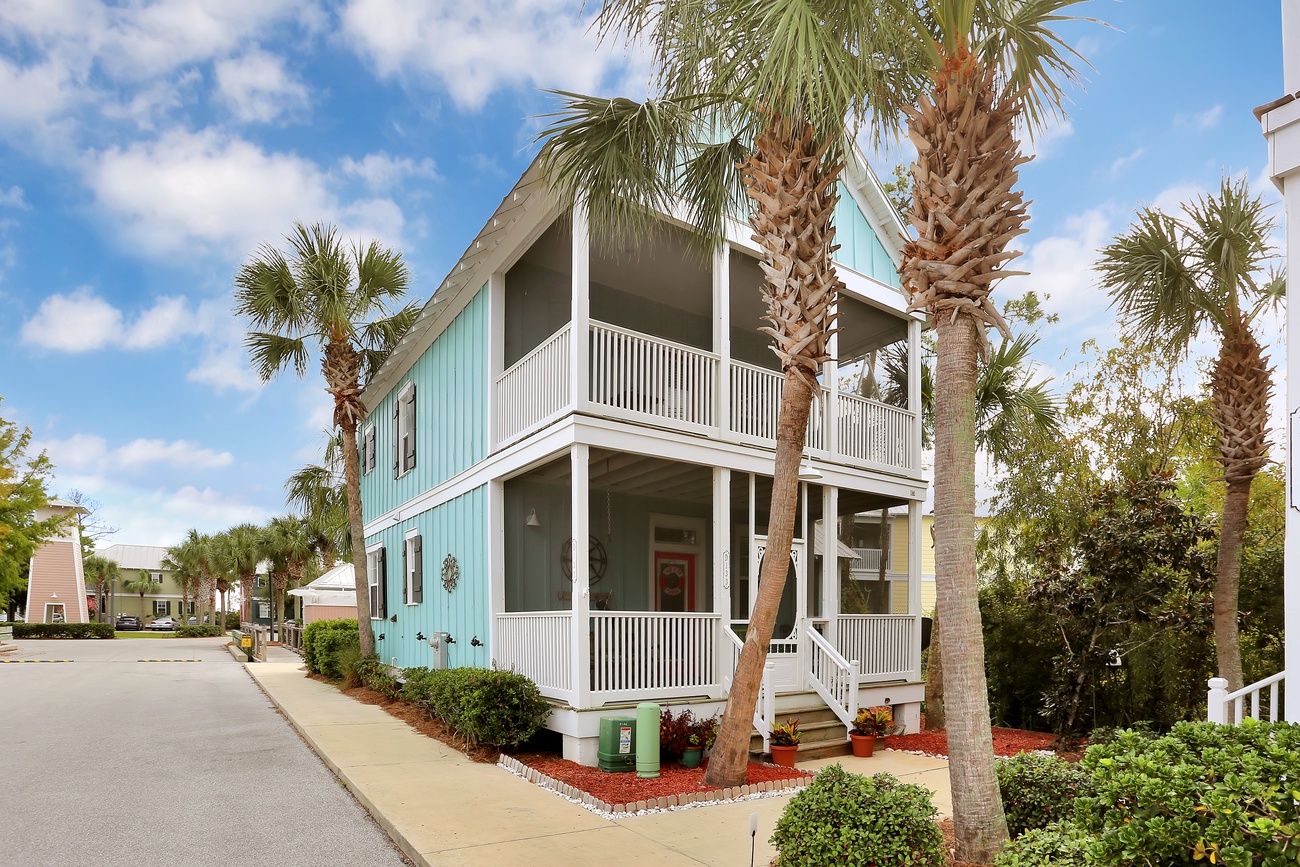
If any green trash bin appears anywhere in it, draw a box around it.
[598,716,637,772]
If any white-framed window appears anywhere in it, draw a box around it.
[393,383,417,478]
[152,600,171,615]
[363,423,376,476]
[367,545,387,620]
[403,531,423,605]
[186,601,196,615]
[149,571,163,584]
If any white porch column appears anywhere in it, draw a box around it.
[571,201,591,413]
[488,271,505,451]
[570,444,591,709]
[826,299,839,458]
[713,466,731,697]
[488,479,505,665]
[908,316,923,472]
[1263,7,1300,720]
[908,499,923,681]
[822,485,840,646]
[714,243,731,437]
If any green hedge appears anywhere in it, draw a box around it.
[996,752,1093,837]
[354,654,403,700]
[772,765,945,867]
[175,624,222,637]
[13,622,115,639]
[302,618,358,678]
[399,666,551,748]
[993,822,1093,867]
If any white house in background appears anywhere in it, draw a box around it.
[25,499,89,624]
[357,149,930,765]
[287,562,359,624]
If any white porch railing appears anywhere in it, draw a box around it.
[589,322,717,429]
[729,362,831,453]
[496,612,574,701]
[1208,672,1287,724]
[493,323,572,447]
[724,628,775,751]
[838,392,916,470]
[589,611,720,703]
[806,623,859,734]
[836,615,920,682]
[850,547,887,572]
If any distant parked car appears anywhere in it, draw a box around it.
[146,617,178,631]
[187,616,197,625]
[115,615,142,631]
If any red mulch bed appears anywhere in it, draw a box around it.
[887,726,1074,759]
[512,753,811,805]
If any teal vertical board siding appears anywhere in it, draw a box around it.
[833,183,901,288]
[361,286,488,521]
[369,485,489,671]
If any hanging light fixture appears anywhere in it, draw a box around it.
[526,509,541,528]
[798,455,823,482]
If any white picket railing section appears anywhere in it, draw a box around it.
[588,322,716,428]
[836,615,919,682]
[1208,672,1287,725]
[805,624,859,733]
[850,548,887,572]
[495,612,574,700]
[838,392,915,470]
[729,362,831,452]
[493,324,572,446]
[724,628,775,751]
[589,612,720,702]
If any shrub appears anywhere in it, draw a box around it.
[302,618,357,674]
[224,612,241,629]
[13,622,114,639]
[771,765,945,867]
[659,708,696,758]
[176,624,222,637]
[997,752,1094,837]
[400,667,551,748]
[1073,720,1300,867]
[993,822,1094,867]
[314,627,360,680]
[354,655,403,699]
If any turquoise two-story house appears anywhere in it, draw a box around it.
[358,151,929,765]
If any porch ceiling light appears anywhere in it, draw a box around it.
[798,456,823,482]
[526,508,541,528]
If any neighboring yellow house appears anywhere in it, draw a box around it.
[844,510,936,616]
[99,544,193,624]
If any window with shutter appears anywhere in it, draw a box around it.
[364,424,376,474]
[367,546,386,620]
[412,535,423,604]
[378,547,388,619]
[392,401,400,478]
[395,383,417,476]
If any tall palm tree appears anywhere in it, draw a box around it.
[214,523,264,628]
[261,515,321,631]
[83,554,120,623]
[168,530,217,625]
[1096,178,1281,693]
[895,3,1092,859]
[162,541,201,623]
[123,572,159,618]
[234,223,419,656]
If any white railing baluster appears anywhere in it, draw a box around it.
[1209,671,1287,724]
[493,324,573,447]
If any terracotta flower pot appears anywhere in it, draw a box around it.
[769,744,798,767]
[680,748,703,768]
[850,733,876,758]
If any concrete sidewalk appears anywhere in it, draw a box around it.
[245,661,952,866]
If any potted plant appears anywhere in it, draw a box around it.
[769,719,801,767]
[850,707,893,758]
[680,715,718,768]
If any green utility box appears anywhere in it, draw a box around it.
[598,716,637,772]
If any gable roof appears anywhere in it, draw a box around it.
[99,544,170,571]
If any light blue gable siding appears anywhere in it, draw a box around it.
[360,285,488,520]
[371,485,490,671]
[833,182,901,288]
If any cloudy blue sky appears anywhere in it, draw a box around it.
[0,1,1286,546]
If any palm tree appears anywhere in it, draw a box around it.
[234,223,419,656]
[123,572,159,619]
[168,530,217,626]
[261,515,321,632]
[213,524,263,629]
[537,0,924,794]
[83,554,119,623]
[1096,178,1281,693]
[162,541,201,623]
[285,431,351,563]
[895,3,1092,859]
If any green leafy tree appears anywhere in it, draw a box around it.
[234,223,419,656]
[83,554,120,623]
[1096,178,1283,692]
[0,399,66,617]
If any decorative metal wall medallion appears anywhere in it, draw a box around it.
[441,554,459,593]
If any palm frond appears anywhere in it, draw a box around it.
[353,239,413,309]
[244,332,310,382]
[233,245,305,333]
[1096,209,1203,352]
[1185,176,1277,319]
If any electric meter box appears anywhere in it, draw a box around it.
[597,716,637,772]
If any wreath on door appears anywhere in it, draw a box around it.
[561,536,608,585]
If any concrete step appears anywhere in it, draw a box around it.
[749,716,848,752]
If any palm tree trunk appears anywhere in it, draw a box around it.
[934,313,1007,862]
[1214,478,1251,692]
[341,420,374,654]
[924,605,945,729]
[704,370,814,787]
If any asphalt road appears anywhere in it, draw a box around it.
[0,637,408,867]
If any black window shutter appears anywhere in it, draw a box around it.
[378,547,387,620]
[404,386,417,472]
[412,536,423,603]
[392,402,400,478]
[164,601,171,615]
[366,426,376,473]
[402,540,410,604]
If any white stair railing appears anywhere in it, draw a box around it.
[1208,672,1287,724]
[805,623,859,736]
[723,628,775,752]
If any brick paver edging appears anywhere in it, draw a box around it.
[497,755,813,818]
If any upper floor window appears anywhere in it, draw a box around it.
[367,546,387,620]
[394,383,417,478]
[362,423,376,475]
[149,571,163,584]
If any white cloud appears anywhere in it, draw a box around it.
[215,49,310,123]
[1152,182,1207,217]
[1020,116,1074,161]
[339,0,650,111]
[340,152,440,191]
[1195,105,1223,131]
[20,286,123,351]
[187,338,263,394]
[114,439,234,470]
[1016,208,1112,321]
[0,185,28,208]
[1107,147,1145,180]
